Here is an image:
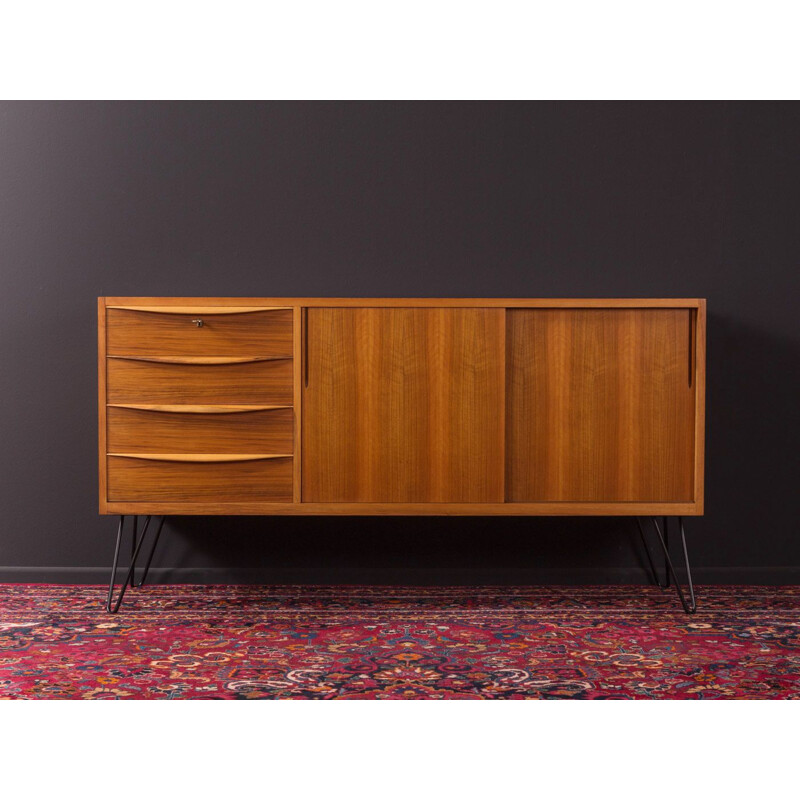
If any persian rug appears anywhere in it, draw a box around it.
[0,584,798,699]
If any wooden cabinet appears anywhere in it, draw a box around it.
[99,298,705,516]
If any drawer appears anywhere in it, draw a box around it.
[107,357,294,405]
[107,405,294,454]
[107,307,293,358]
[107,454,293,502]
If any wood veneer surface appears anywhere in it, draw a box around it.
[506,308,696,502]
[107,357,294,405]
[303,308,505,503]
[107,455,293,502]
[107,307,293,357]
[107,406,293,454]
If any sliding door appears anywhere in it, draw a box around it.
[303,308,505,502]
[506,308,696,502]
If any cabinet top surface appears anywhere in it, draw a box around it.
[102,297,705,308]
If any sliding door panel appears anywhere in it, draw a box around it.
[506,309,695,502]
[303,308,505,502]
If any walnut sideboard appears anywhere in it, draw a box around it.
[98,298,705,612]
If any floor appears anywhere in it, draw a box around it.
[0,584,798,699]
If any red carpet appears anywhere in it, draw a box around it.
[0,584,798,699]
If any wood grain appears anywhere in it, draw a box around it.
[107,405,293,454]
[104,501,701,516]
[107,307,293,357]
[303,308,505,502]
[107,455,293,502]
[506,309,696,502]
[107,357,293,405]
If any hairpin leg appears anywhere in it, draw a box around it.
[106,515,126,612]
[106,515,161,613]
[637,516,669,588]
[130,515,138,588]
[134,516,165,588]
[637,516,697,614]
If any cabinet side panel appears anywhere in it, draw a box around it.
[98,299,108,513]
[694,301,706,512]
[506,309,695,502]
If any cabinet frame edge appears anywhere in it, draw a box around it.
[98,298,108,514]
[102,501,703,516]
[693,299,707,514]
[102,297,706,309]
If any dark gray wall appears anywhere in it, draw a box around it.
[1,101,797,584]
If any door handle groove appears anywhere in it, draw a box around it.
[689,309,696,388]
[303,308,309,388]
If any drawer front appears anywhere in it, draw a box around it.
[107,455,293,502]
[107,405,293,454]
[107,307,293,358]
[107,357,294,405]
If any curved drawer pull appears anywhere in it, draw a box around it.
[108,453,293,463]
[108,355,292,365]
[107,306,290,314]
[108,404,292,414]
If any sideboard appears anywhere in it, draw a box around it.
[98,298,705,612]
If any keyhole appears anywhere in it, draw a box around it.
[192,319,204,327]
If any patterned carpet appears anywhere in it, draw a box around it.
[0,584,798,699]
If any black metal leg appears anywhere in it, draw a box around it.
[677,517,696,612]
[130,516,138,588]
[663,515,670,588]
[106,515,126,613]
[106,515,154,613]
[637,516,697,614]
[637,517,669,589]
[135,516,165,588]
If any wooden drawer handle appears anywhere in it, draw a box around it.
[108,355,292,365]
[108,404,292,414]
[108,453,293,463]
[107,306,291,314]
